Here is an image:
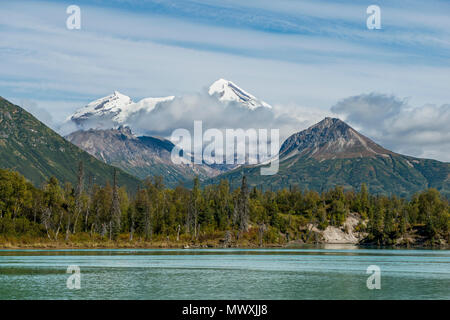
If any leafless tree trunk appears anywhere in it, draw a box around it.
[55,210,63,240]
[144,194,152,241]
[224,230,232,248]
[235,175,249,238]
[90,223,95,238]
[65,212,71,241]
[129,209,135,241]
[258,223,266,247]
[42,208,52,239]
[110,168,121,240]
[194,213,198,239]
[84,207,90,233]
[100,223,107,237]
[73,161,84,234]
[176,224,180,241]
[196,223,200,240]
[84,175,93,233]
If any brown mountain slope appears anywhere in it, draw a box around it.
[280,117,394,160]
[66,126,220,187]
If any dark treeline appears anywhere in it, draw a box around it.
[0,163,448,246]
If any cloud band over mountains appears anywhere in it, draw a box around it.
[62,86,449,162]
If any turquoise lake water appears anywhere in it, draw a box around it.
[0,246,449,299]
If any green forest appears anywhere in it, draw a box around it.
[0,163,448,248]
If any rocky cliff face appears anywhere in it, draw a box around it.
[66,126,220,187]
[307,213,367,244]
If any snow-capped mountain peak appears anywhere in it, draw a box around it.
[114,96,175,123]
[208,78,272,110]
[69,91,174,127]
[70,91,133,122]
[66,79,270,133]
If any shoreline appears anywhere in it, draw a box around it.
[0,241,447,250]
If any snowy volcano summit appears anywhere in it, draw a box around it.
[66,79,271,132]
[69,91,174,129]
[208,78,272,110]
[70,91,132,125]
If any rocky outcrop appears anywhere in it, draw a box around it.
[308,213,367,244]
[66,126,220,187]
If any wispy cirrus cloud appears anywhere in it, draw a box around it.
[2,0,450,105]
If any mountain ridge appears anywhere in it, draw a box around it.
[207,117,449,198]
[67,79,271,131]
[66,126,221,187]
[69,91,175,128]
[0,96,141,190]
[279,117,395,160]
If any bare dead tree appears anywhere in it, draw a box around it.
[237,175,250,234]
[258,223,266,247]
[144,194,152,241]
[110,168,121,240]
[72,161,84,234]
[129,207,135,241]
[42,208,52,240]
[55,209,63,241]
[223,230,232,248]
[84,175,93,233]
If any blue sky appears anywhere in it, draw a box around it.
[0,0,449,160]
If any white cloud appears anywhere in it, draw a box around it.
[1,0,450,109]
[0,1,449,162]
[331,93,450,161]
[110,91,315,143]
[15,99,56,129]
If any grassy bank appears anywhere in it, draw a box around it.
[1,232,447,249]
[0,231,288,249]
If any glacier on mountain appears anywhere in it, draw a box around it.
[67,79,271,131]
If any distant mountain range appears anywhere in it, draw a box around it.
[65,80,449,197]
[68,78,271,130]
[2,78,449,197]
[0,96,140,190]
[69,90,175,129]
[209,118,449,197]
